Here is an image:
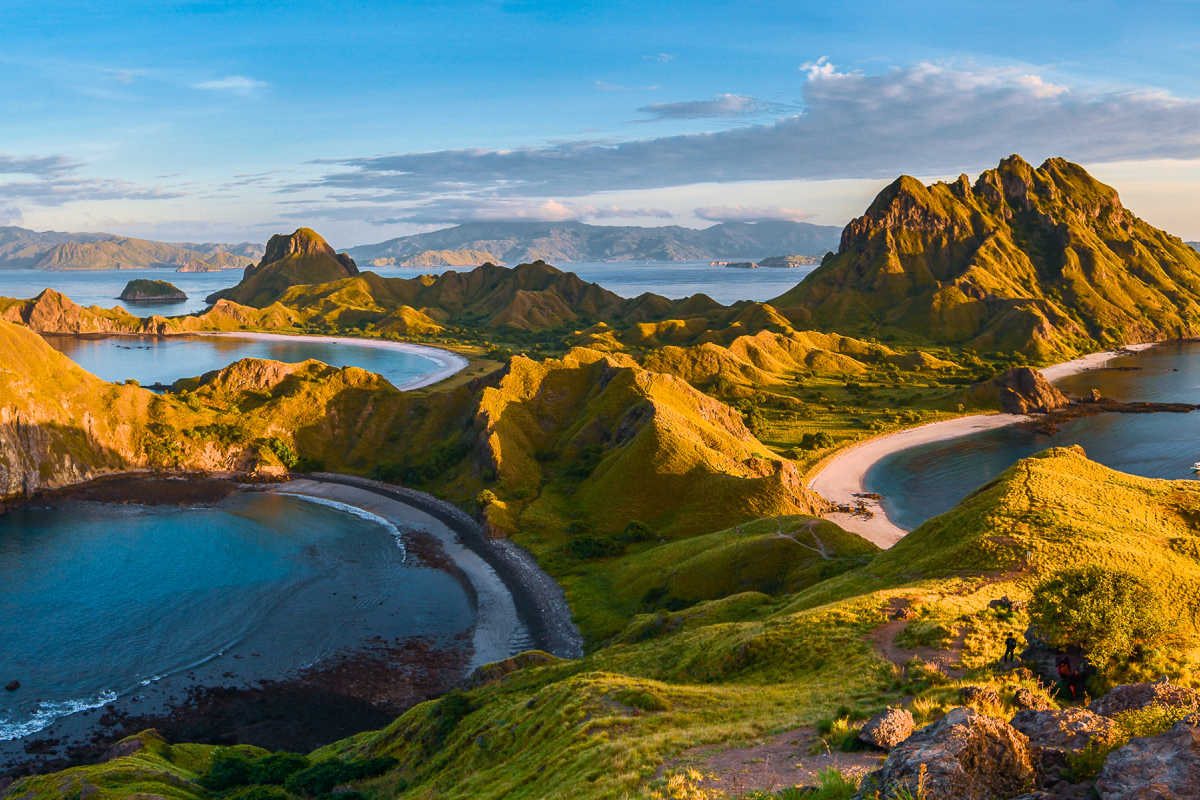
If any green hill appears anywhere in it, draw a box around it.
[772,155,1200,360]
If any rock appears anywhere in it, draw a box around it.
[3,680,17,691]
[971,367,1071,415]
[859,707,915,750]
[854,707,1037,800]
[1095,713,1200,799]
[1089,679,1200,718]
[1087,387,1103,402]
[1010,707,1118,775]
[959,685,1000,706]
[988,596,1015,611]
[1011,687,1053,711]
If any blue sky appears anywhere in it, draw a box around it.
[4,0,1200,245]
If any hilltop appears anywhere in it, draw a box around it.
[0,225,262,270]
[346,219,842,264]
[206,228,360,306]
[772,155,1200,359]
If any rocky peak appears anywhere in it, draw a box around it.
[260,228,336,264]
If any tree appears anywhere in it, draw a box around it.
[1029,566,1170,666]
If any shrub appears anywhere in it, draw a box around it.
[619,520,653,543]
[199,750,309,792]
[262,437,299,469]
[284,757,397,797]
[799,431,835,450]
[1029,566,1170,666]
[476,489,498,506]
[567,534,624,559]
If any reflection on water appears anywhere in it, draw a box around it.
[866,341,1200,531]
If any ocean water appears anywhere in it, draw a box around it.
[0,493,473,742]
[44,333,444,387]
[865,341,1200,530]
[0,260,813,312]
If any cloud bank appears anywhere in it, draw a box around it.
[308,62,1200,203]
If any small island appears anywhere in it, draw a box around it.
[757,254,821,268]
[118,279,188,303]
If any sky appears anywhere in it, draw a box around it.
[4,0,1200,247]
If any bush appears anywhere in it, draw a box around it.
[200,750,309,792]
[476,489,498,506]
[619,520,654,543]
[284,757,397,797]
[799,431,835,450]
[1029,566,1170,666]
[567,534,624,559]
[261,437,299,469]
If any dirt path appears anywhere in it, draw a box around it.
[870,599,966,678]
[659,727,884,796]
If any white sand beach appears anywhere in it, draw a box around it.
[198,331,469,390]
[807,342,1163,548]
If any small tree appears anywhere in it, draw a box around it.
[1029,566,1170,666]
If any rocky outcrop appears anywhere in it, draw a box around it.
[207,228,359,307]
[959,685,1001,707]
[1095,714,1200,799]
[855,707,1036,800]
[968,367,1071,414]
[1012,687,1053,711]
[859,707,914,750]
[1010,707,1118,775]
[1089,680,1200,718]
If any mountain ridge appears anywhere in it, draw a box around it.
[0,225,262,270]
[772,155,1200,359]
[346,219,842,264]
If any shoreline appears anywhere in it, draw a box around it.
[0,472,582,778]
[807,342,1164,547]
[195,331,470,390]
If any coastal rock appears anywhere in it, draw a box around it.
[970,367,1071,415]
[4,680,18,691]
[854,707,1036,800]
[1010,707,1118,774]
[1089,679,1200,718]
[858,707,914,750]
[1095,714,1200,799]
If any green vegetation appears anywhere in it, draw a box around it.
[1030,566,1172,668]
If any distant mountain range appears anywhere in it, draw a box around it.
[345,220,843,265]
[0,226,263,271]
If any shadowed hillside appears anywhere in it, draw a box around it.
[772,155,1200,359]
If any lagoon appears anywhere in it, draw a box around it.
[865,341,1200,531]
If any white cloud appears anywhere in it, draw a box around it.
[637,93,797,121]
[643,53,675,63]
[191,75,268,95]
[694,205,812,223]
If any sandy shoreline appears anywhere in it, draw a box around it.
[197,331,470,390]
[807,342,1164,547]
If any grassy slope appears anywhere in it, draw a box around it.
[14,447,1199,800]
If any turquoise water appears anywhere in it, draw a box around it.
[0,260,814,311]
[865,341,1200,530]
[0,493,473,742]
[44,334,443,388]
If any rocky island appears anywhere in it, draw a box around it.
[117,278,188,303]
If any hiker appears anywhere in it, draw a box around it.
[1002,633,1018,663]
[1056,655,1075,698]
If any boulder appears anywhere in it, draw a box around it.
[1089,679,1200,718]
[969,367,1071,415]
[1012,687,1053,711]
[1095,714,1200,799]
[1010,707,1118,775]
[3,680,17,691]
[859,707,915,751]
[854,707,1037,800]
[959,685,1000,706]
